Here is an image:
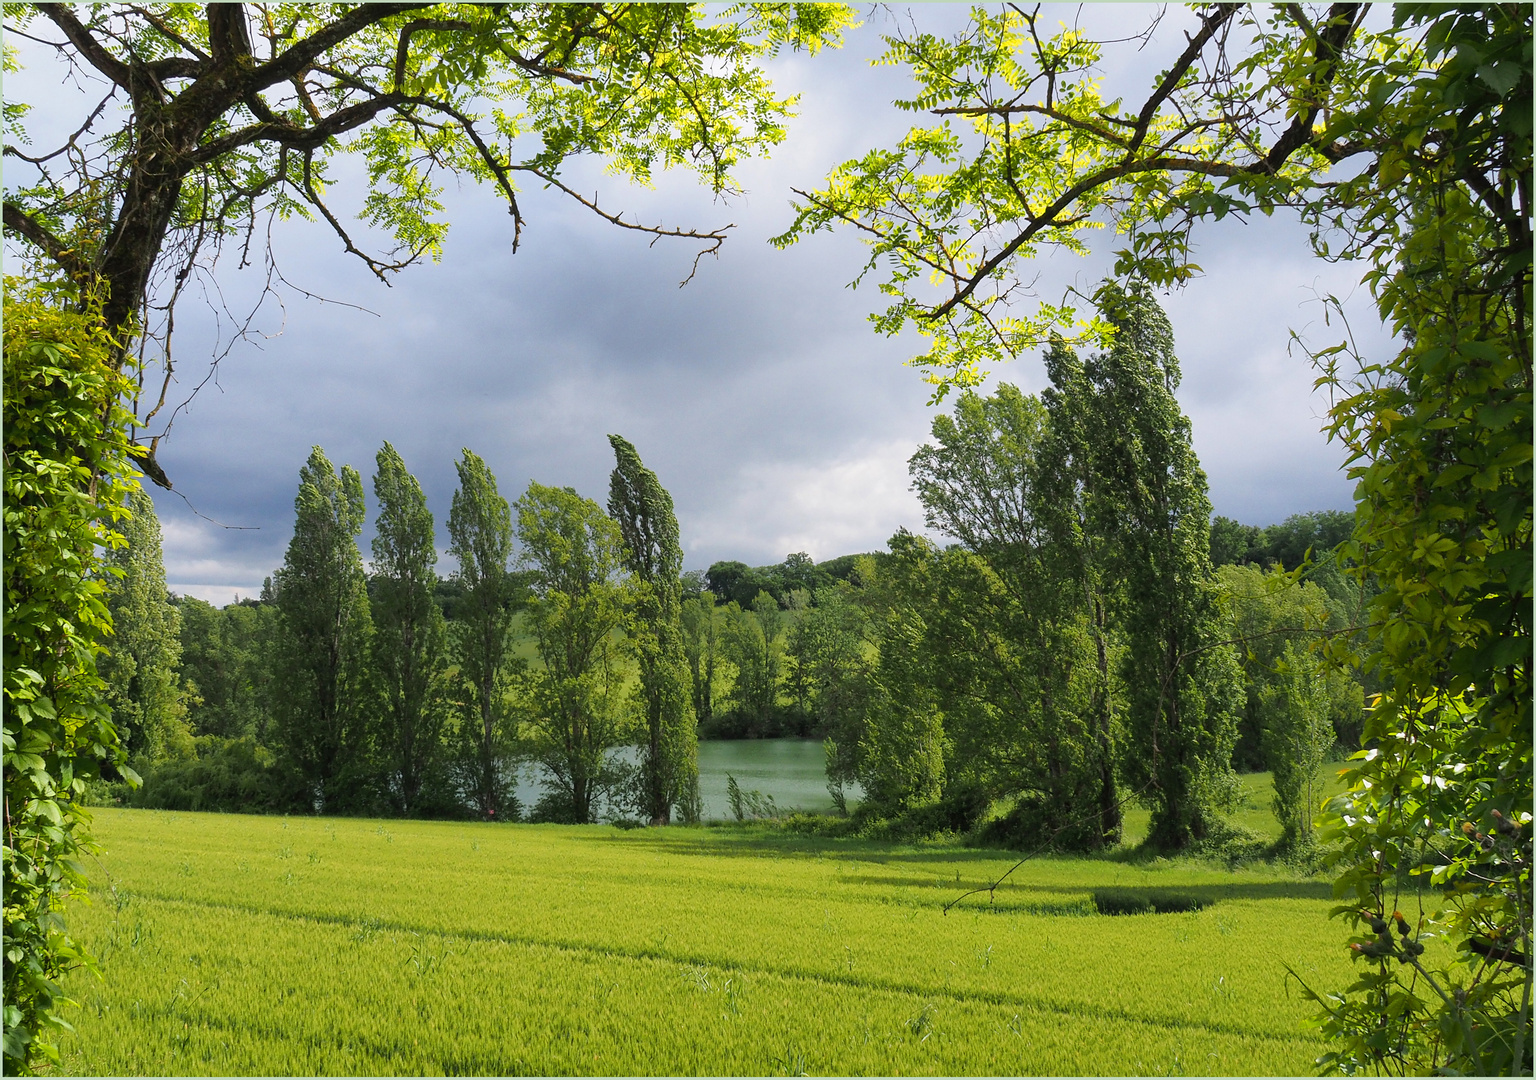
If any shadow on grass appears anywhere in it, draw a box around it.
[840,874,1333,906]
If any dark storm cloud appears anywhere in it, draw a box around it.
[5,6,1393,605]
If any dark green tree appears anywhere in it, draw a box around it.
[99,486,193,768]
[1208,517,1270,569]
[370,443,450,816]
[446,449,519,821]
[1072,287,1243,850]
[268,447,375,812]
[606,435,698,824]
[516,482,634,824]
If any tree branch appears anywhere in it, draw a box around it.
[248,3,427,92]
[1263,3,1361,171]
[393,18,472,92]
[1125,4,1240,157]
[528,170,733,286]
[3,201,91,280]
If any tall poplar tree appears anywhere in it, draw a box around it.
[446,449,517,820]
[100,486,192,766]
[370,443,449,816]
[1076,286,1242,850]
[269,447,374,812]
[606,435,698,824]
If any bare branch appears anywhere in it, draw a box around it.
[529,170,733,286]
[36,3,133,90]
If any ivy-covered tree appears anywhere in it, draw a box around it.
[3,282,137,1074]
[370,443,449,817]
[268,447,375,813]
[445,449,518,822]
[99,487,193,768]
[606,435,698,825]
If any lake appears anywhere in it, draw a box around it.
[512,738,858,821]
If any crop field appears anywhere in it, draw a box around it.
[54,798,1359,1076]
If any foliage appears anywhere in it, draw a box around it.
[1210,511,1356,573]
[1216,563,1363,772]
[725,773,781,822]
[129,736,301,814]
[369,443,451,817]
[2,281,137,1072]
[679,590,727,729]
[445,449,520,822]
[607,435,698,824]
[1253,642,1333,854]
[98,488,194,769]
[902,379,1116,849]
[1297,5,1532,1072]
[57,806,1352,1076]
[1062,287,1243,851]
[175,596,278,743]
[515,483,635,824]
[784,585,873,756]
[267,447,376,813]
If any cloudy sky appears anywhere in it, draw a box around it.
[7,5,1394,605]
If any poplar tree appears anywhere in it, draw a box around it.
[607,435,699,824]
[370,443,449,816]
[269,447,374,812]
[100,486,192,766]
[446,449,517,821]
[1078,286,1242,850]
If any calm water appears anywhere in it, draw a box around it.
[512,738,859,821]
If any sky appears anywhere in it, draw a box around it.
[6,5,1396,605]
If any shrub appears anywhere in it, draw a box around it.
[130,736,304,814]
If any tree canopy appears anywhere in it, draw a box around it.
[3,2,852,480]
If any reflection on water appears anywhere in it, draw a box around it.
[511,738,861,821]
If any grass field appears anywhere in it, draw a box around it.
[55,784,1358,1076]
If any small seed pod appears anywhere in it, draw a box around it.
[1370,917,1389,935]
[1394,913,1411,937]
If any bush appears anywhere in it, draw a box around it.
[130,736,304,814]
[977,791,1105,852]
[856,784,991,841]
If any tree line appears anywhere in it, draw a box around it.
[110,437,700,825]
[110,288,1368,857]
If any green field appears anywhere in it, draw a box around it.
[55,794,1357,1076]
